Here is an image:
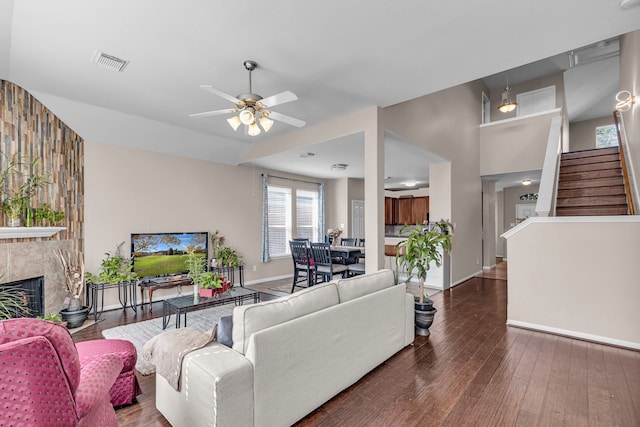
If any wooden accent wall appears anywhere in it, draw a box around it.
[0,80,84,251]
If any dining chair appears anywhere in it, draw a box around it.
[347,260,365,276]
[309,242,348,285]
[289,240,313,292]
[356,238,365,247]
[340,237,357,246]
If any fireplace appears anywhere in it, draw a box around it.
[2,277,45,318]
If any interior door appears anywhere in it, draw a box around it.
[352,200,365,239]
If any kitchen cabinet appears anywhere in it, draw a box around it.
[411,196,429,224]
[384,197,398,225]
[394,196,429,225]
[397,198,413,225]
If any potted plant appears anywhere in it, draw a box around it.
[197,272,224,297]
[396,220,452,336]
[55,249,91,328]
[85,242,137,287]
[37,312,67,328]
[0,155,49,227]
[217,246,242,267]
[209,230,225,268]
[185,247,208,297]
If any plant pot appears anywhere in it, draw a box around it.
[199,288,215,298]
[59,306,90,329]
[414,300,437,337]
[7,216,21,227]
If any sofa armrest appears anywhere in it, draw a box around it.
[156,342,254,427]
[405,292,415,346]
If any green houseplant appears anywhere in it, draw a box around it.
[217,246,242,267]
[185,249,224,298]
[0,154,49,227]
[396,220,452,336]
[85,243,137,286]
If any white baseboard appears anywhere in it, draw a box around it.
[244,274,292,286]
[450,270,482,288]
[482,264,496,270]
[506,319,640,351]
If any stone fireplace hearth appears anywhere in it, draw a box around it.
[0,240,74,316]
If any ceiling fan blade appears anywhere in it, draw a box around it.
[189,108,236,118]
[258,91,298,108]
[269,111,306,128]
[199,85,242,104]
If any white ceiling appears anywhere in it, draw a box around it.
[1,1,639,190]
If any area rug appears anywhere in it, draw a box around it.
[101,304,235,375]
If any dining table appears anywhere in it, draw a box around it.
[330,245,364,261]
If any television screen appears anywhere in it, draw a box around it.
[131,232,208,278]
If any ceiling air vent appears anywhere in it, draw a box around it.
[91,51,129,72]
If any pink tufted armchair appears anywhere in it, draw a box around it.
[0,318,123,426]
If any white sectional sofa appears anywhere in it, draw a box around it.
[156,269,415,427]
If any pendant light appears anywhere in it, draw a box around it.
[497,79,517,113]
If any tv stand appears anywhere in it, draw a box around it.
[139,276,193,313]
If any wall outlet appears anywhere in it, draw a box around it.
[252,265,257,272]
[476,259,480,265]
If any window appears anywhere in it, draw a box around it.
[516,86,556,117]
[267,186,291,257]
[296,189,319,242]
[595,124,618,148]
[266,185,320,257]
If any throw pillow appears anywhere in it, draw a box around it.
[217,315,233,348]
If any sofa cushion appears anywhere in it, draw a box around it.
[335,269,395,303]
[232,282,339,354]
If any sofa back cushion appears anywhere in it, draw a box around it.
[335,269,395,303]
[232,282,339,354]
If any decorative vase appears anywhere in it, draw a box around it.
[59,306,90,329]
[7,216,21,227]
[414,300,437,336]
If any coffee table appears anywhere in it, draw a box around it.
[162,287,260,329]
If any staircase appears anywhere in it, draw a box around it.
[556,147,629,216]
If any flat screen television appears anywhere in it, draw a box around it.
[131,232,208,278]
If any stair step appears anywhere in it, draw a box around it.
[559,168,622,182]
[556,206,629,216]
[556,195,627,207]
[560,153,621,168]
[560,161,621,175]
[557,176,624,190]
[561,147,619,161]
[557,185,626,198]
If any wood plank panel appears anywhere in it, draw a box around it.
[0,80,83,252]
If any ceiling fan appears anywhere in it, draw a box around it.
[189,60,306,136]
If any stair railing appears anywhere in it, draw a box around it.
[614,111,637,215]
[535,116,563,217]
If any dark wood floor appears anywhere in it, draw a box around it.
[74,263,640,426]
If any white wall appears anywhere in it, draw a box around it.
[505,218,640,349]
[382,82,483,284]
[84,141,317,307]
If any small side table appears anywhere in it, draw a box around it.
[86,281,138,321]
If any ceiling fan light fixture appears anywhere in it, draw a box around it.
[227,116,242,131]
[239,107,255,125]
[259,116,274,132]
[247,122,261,136]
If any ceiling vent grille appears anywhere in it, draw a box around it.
[91,51,129,72]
